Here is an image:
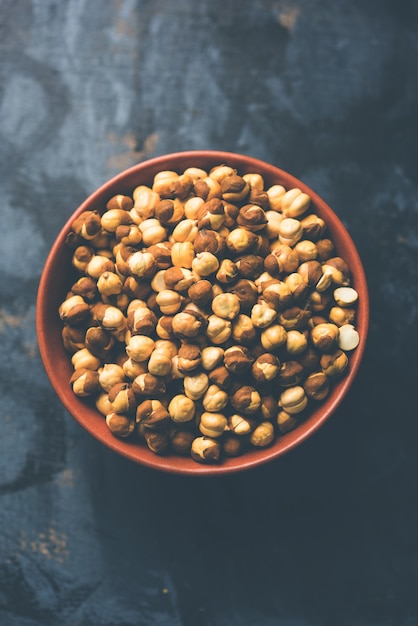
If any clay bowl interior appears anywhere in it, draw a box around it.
[36,150,369,475]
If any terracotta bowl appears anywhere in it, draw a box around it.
[36,151,369,475]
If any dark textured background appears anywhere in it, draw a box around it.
[1,1,417,624]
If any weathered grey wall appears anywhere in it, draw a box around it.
[1,1,418,624]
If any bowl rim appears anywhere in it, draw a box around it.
[36,150,369,475]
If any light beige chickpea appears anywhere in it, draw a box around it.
[168,394,196,423]
[192,251,219,277]
[183,372,209,400]
[286,330,308,355]
[127,251,156,278]
[206,315,232,345]
[101,208,132,233]
[199,412,228,438]
[125,335,155,362]
[184,196,205,219]
[228,414,256,435]
[209,164,237,183]
[191,436,221,463]
[279,386,308,414]
[211,293,241,320]
[264,210,283,239]
[152,169,179,193]
[226,228,258,255]
[86,254,115,279]
[251,301,277,329]
[95,392,113,416]
[281,188,311,218]
[170,218,198,243]
[147,349,172,377]
[131,185,160,220]
[200,346,224,371]
[243,172,264,191]
[278,218,304,246]
[108,382,136,415]
[171,241,195,268]
[266,184,286,211]
[71,348,101,371]
[202,385,228,412]
[315,271,333,293]
[150,269,168,293]
[310,323,339,352]
[172,310,205,338]
[294,239,318,261]
[250,421,275,447]
[98,363,125,392]
[156,289,183,315]
[183,166,208,181]
[232,314,256,344]
[328,306,356,327]
[138,218,167,246]
[260,324,287,351]
[97,271,123,297]
[122,357,148,380]
[154,339,178,358]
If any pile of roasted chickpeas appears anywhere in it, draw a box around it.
[59,164,360,463]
